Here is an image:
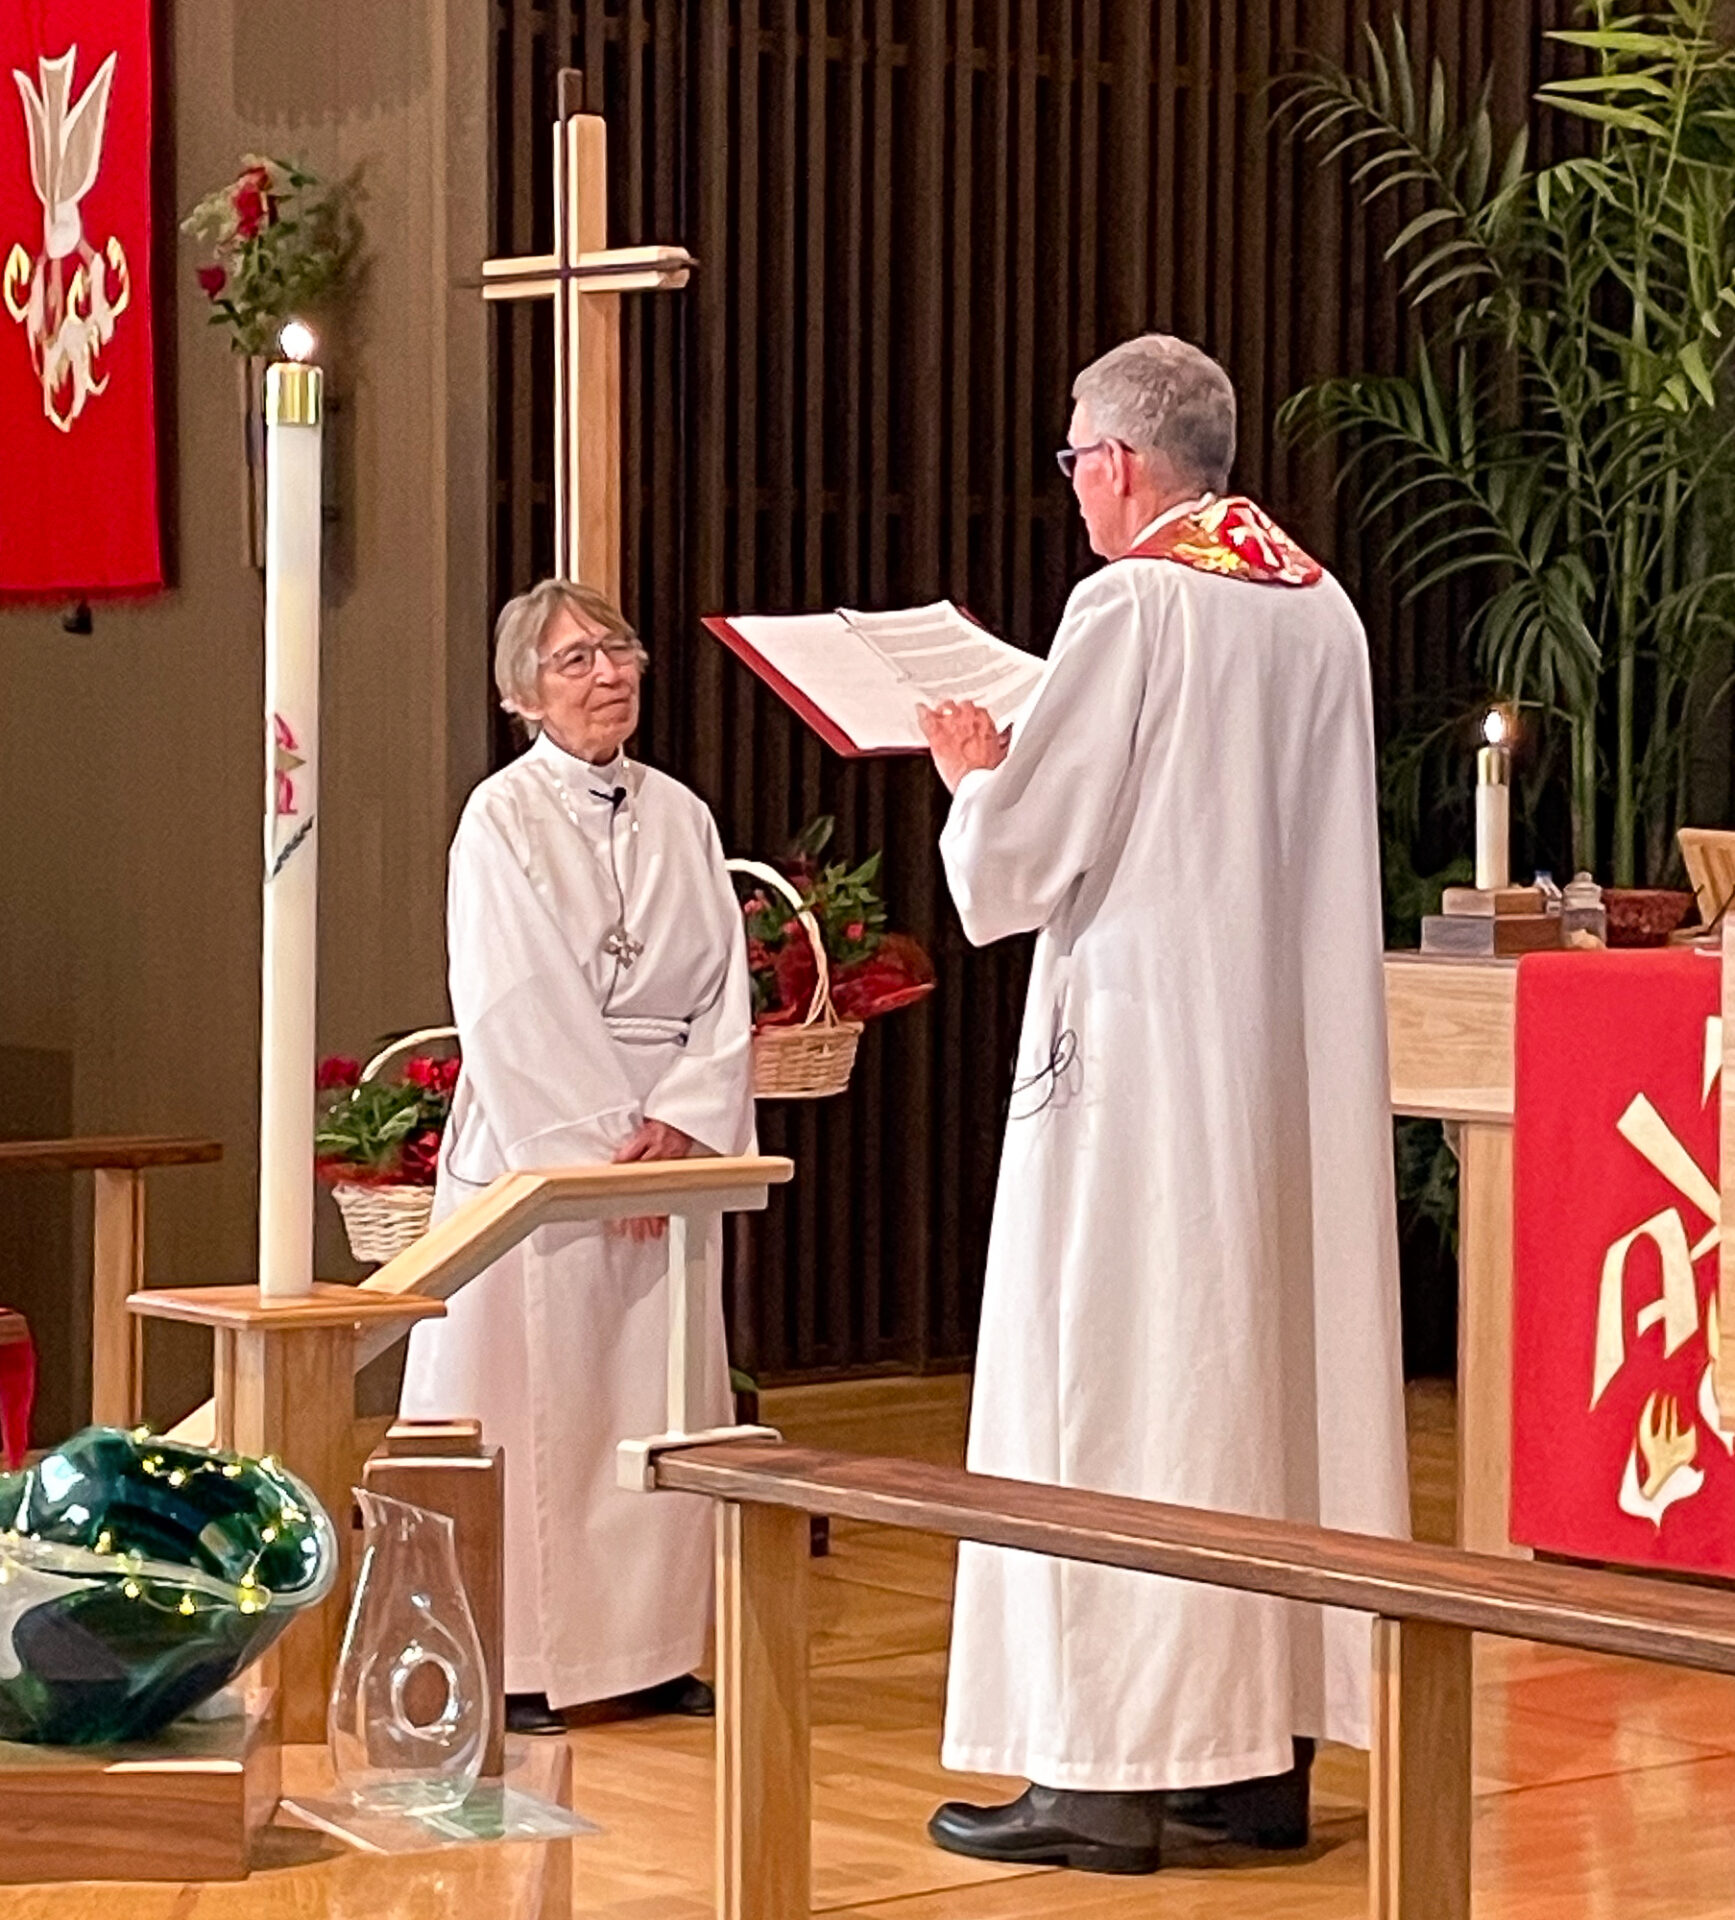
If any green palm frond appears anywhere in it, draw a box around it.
[1282,0,1735,885]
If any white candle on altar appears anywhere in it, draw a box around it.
[1475,708,1511,893]
[258,324,324,1299]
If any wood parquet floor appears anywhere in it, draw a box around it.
[12,1375,1735,1916]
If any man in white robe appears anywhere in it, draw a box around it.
[919,334,1410,1873]
[401,580,754,1730]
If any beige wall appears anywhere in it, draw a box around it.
[0,0,492,1424]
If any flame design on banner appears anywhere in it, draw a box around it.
[4,47,129,431]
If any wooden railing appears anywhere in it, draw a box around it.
[163,1156,794,1439]
[657,1439,1735,1920]
[0,1135,222,1427]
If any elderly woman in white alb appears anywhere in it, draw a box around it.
[400,580,754,1735]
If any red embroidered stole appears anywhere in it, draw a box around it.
[1124,496,1323,588]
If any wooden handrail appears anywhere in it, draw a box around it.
[0,1136,222,1173]
[166,1156,795,1443]
[659,1441,1735,1676]
[359,1157,792,1305]
[669,1440,1735,1918]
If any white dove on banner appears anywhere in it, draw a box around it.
[4,45,131,431]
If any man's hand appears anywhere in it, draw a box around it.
[918,700,1009,793]
[610,1120,694,1241]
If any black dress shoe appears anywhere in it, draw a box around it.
[1166,1738,1314,1849]
[622,1673,715,1718]
[504,1691,569,1737]
[928,1784,1164,1875]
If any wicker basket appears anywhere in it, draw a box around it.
[728,860,863,1100]
[328,1026,458,1264]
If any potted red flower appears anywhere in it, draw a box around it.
[314,1030,459,1262]
[730,818,934,1099]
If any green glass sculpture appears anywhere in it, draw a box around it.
[0,1426,337,1745]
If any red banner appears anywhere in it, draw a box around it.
[0,0,160,595]
[1511,948,1733,1573]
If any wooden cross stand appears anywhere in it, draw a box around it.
[482,66,694,598]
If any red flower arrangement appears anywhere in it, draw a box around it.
[181,155,356,358]
[741,818,935,1028]
[313,1050,459,1188]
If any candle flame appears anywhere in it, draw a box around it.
[278,319,317,364]
[1482,708,1509,747]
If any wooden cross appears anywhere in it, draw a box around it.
[483,69,693,600]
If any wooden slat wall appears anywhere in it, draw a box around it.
[491,0,1573,1381]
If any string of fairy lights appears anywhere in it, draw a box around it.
[0,1433,322,1622]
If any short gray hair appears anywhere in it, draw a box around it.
[1071,334,1237,491]
[493,579,648,734]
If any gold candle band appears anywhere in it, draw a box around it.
[266,361,324,428]
[1477,744,1511,787]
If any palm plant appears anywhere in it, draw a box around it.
[1282,2,1735,885]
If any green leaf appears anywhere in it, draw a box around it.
[1678,338,1718,404]
[1547,28,1693,56]
[1387,206,1464,258]
[1542,73,1675,98]
[1543,99,1669,135]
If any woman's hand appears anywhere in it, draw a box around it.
[609,1120,694,1240]
[918,700,1009,793]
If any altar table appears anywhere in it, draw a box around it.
[1384,952,1519,1554]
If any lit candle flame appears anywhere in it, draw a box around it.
[278,319,317,364]
[1482,708,1509,748]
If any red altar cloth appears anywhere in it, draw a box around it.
[1511,947,1733,1574]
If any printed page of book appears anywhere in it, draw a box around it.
[841,601,1045,724]
[726,612,932,750]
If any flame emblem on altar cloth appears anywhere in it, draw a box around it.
[1590,1014,1731,1528]
[4,46,129,432]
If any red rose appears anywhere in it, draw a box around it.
[317,1055,361,1089]
[845,921,865,942]
[405,1057,439,1089]
[196,263,226,298]
[232,167,275,240]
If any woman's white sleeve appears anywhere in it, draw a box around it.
[641,812,757,1157]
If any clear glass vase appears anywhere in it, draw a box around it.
[328,1489,489,1815]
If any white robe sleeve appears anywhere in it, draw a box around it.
[641,810,756,1157]
[940,567,1157,945]
[448,798,639,1167]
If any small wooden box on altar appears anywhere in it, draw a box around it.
[1420,884,1564,957]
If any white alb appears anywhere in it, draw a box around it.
[938,508,1410,1791]
[400,732,754,1707]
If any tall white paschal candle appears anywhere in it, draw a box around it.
[259,341,324,1298]
[1475,709,1511,892]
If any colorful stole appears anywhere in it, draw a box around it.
[1124,495,1323,588]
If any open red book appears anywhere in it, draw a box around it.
[703,601,1044,757]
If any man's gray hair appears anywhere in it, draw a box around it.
[1071,334,1237,491]
[493,578,647,734]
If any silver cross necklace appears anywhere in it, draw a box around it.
[542,758,645,973]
